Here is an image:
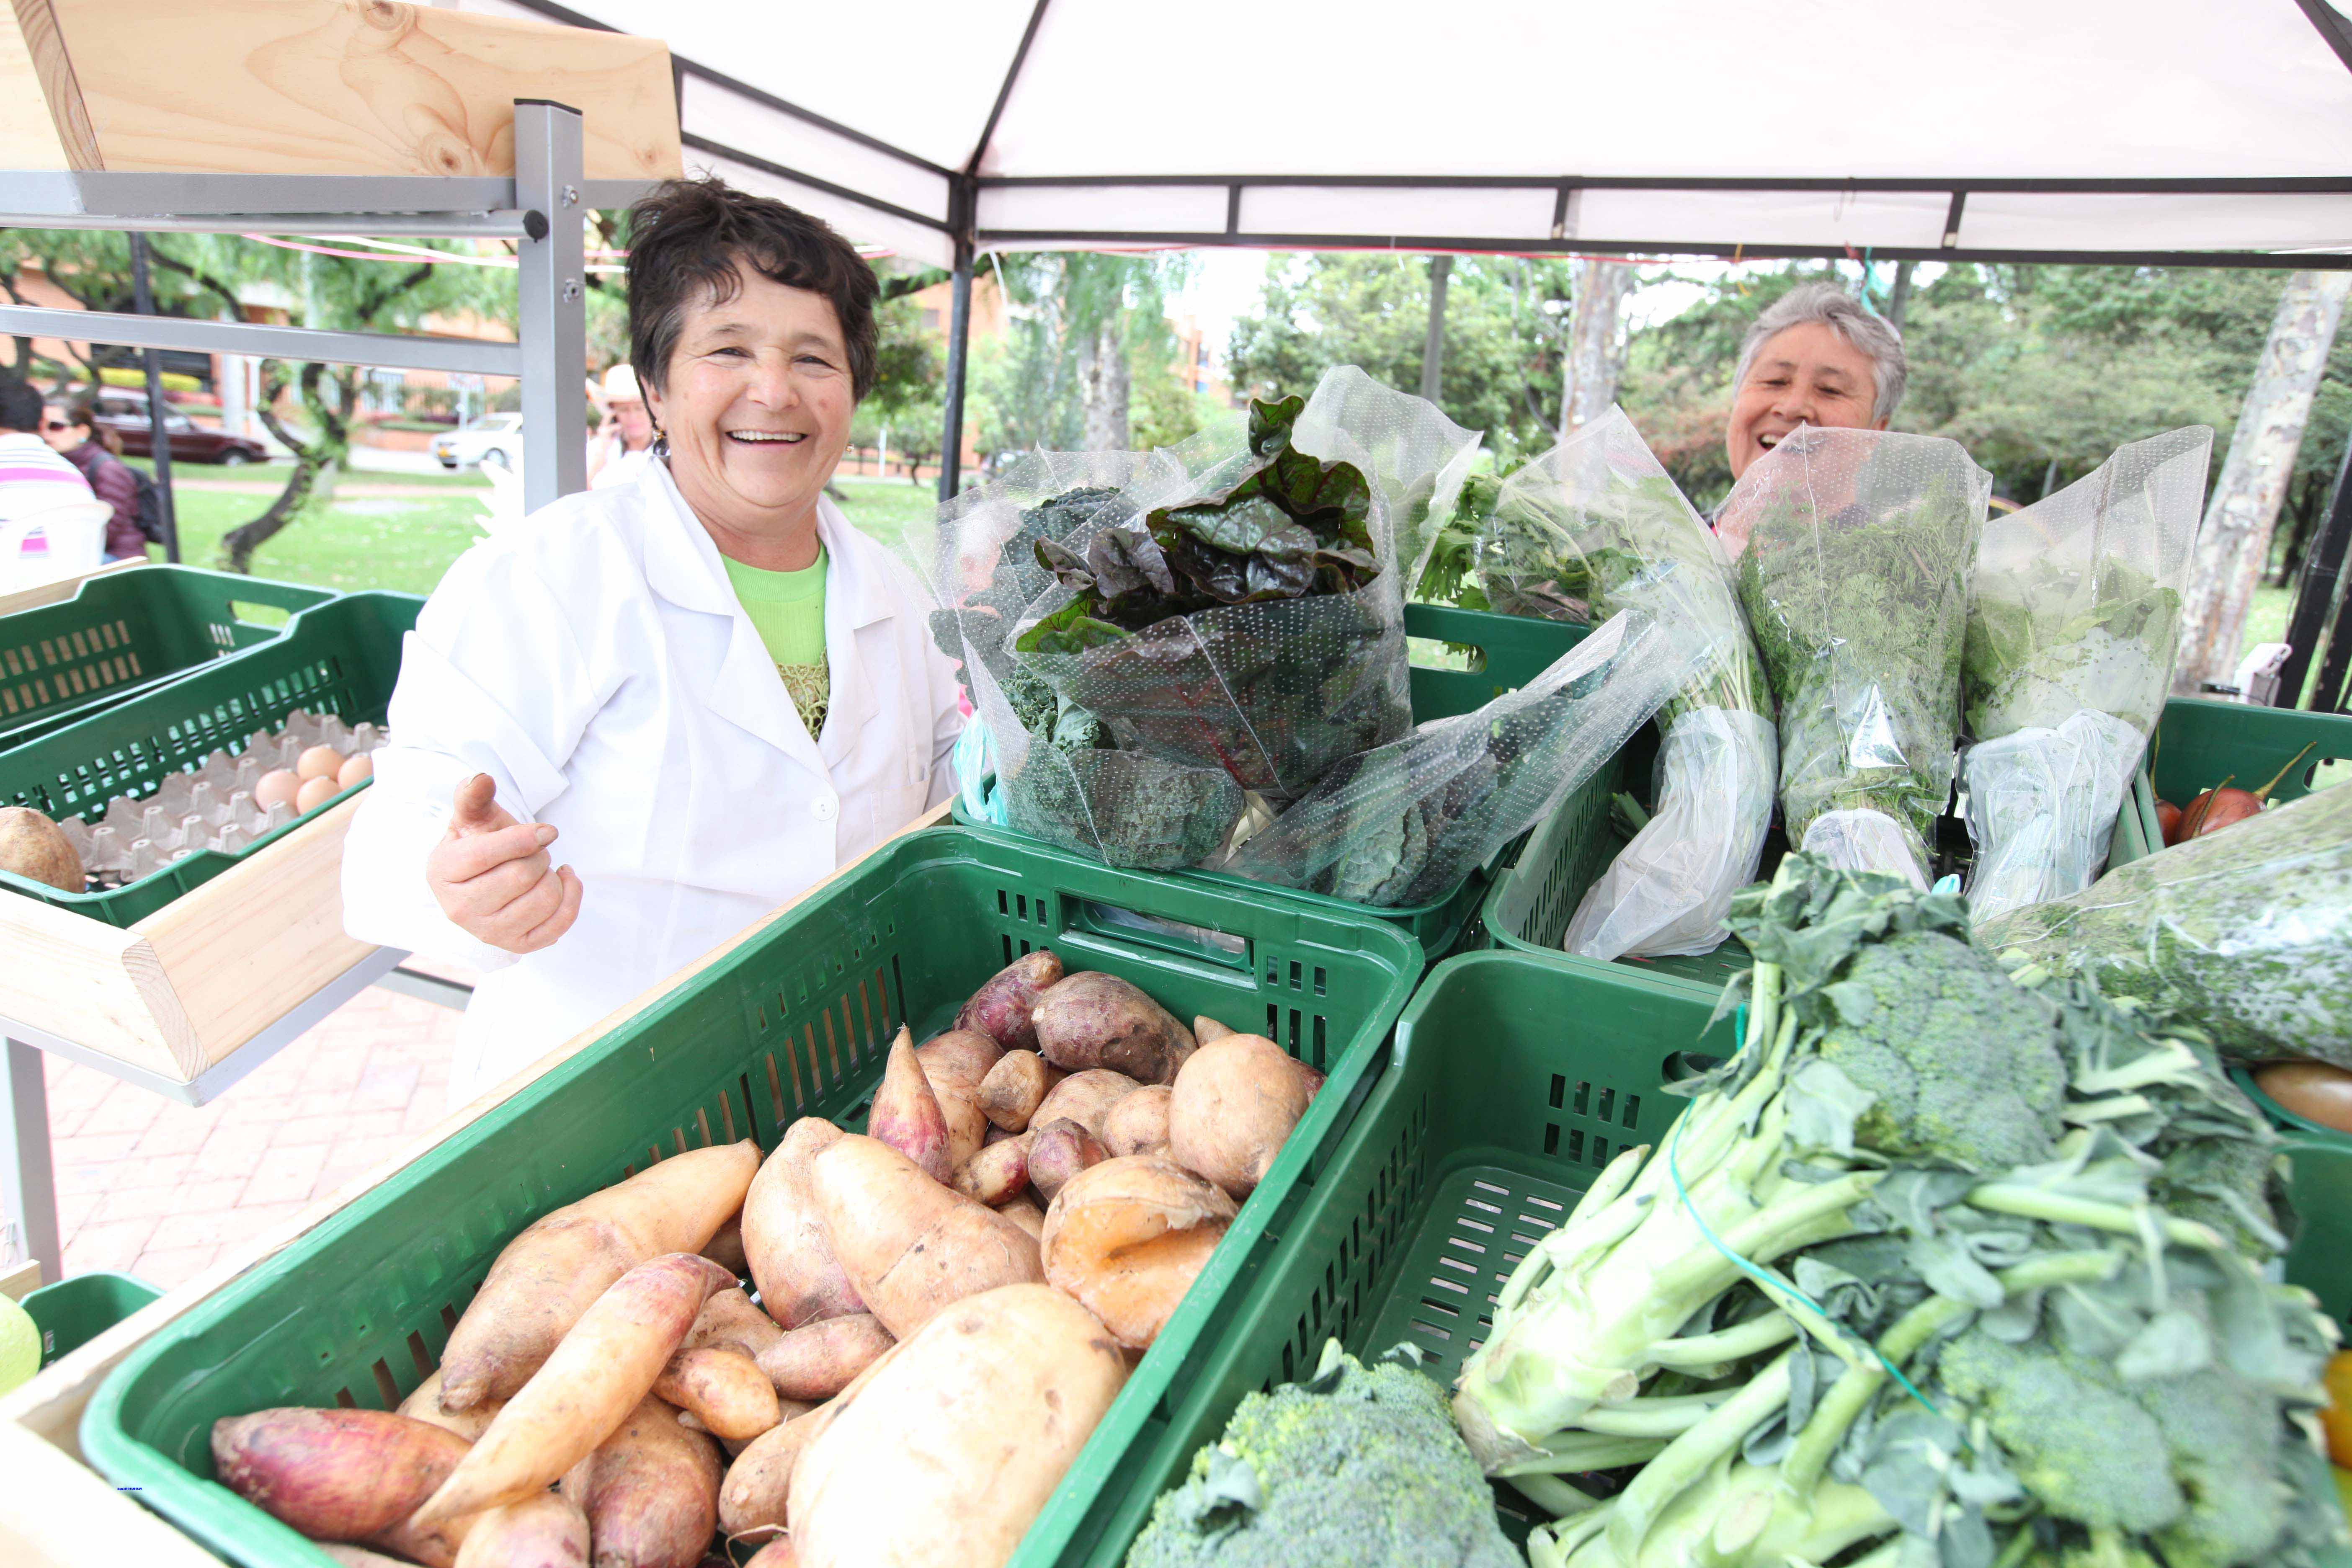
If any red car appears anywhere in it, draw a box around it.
[94,393,271,466]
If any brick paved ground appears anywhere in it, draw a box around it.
[37,983,464,1289]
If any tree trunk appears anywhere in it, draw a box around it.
[2174,270,2352,695]
[1560,258,1636,437]
[1077,320,1129,451]
[1419,255,1454,405]
[1885,260,1916,333]
[225,361,352,573]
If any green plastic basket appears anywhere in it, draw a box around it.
[22,1271,162,1368]
[0,566,333,747]
[0,591,420,927]
[2108,696,2352,867]
[2231,1068,2352,1153]
[955,601,1596,960]
[80,826,1424,1568]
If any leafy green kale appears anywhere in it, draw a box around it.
[1964,556,2182,741]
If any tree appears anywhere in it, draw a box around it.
[1561,258,1635,435]
[971,252,1188,460]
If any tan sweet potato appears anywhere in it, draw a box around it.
[1032,972,1196,1084]
[743,1119,865,1330]
[864,1027,952,1182]
[452,1492,588,1568]
[998,1198,1046,1240]
[952,1133,1030,1205]
[414,1253,734,1528]
[787,1285,1128,1568]
[1031,1068,1140,1141]
[1101,1085,1172,1158]
[977,1049,1062,1133]
[559,1395,721,1568]
[756,1313,893,1403]
[1026,1118,1108,1204]
[320,1548,417,1568]
[654,1345,780,1441]
[685,1287,785,1362]
[211,1408,469,1544]
[718,1401,828,1536]
[397,1371,502,1444]
[701,1214,748,1277]
[915,1029,1002,1171]
[808,1134,1044,1339]
[1193,1016,1236,1045]
[743,1537,799,1568]
[954,950,1064,1051]
[438,1141,759,1409]
[1168,1034,1322,1199]
[1041,1157,1238,1349]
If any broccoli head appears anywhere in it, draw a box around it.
[1813,929,2066,1170]
[1124,1343,1518,1568]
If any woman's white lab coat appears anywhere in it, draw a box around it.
[340,460,964,1102]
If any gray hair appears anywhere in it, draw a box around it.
[1732,282,1907,423]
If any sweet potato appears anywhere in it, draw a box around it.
[414,1253,734,1528]
[655,1345,780,1441]
[320,1548,416,1568]
[719,1401,828,1536]
[756,1313,893,1403]
[1041,1157,1238,1349]
[743,1119,865,1329]
[559,1396,721,1568]
[451,1492,588,1568]
[977,1049,1061,1133]
[915,1029,1002,1171]
[808,1134,1044,1338]
[1193,1015,1235,1045]
[397,1370,502,1444]
[743,1538,799,1568]
[1026,1118,1108,1204]
[1101,1084,1172,1158]
[864,1027,952,1182]
[438,1141,760,1408]
[701,1214,748,1277]
[210,1408,469,1543]
[954,950,1064,1051]
[786,1285,1128,1568]
[1031,1068,1140,1141]
[1032,972,1196,1084]
[1168,1034,1322,1199]
[685,1287,785,1362]
[952,1133,1031,1205]
[998,1198,1046,1241]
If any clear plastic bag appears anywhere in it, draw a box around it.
[1725,426,1991,887]
[1959,427,2213,922]
[1479,407,1777,958]
[1214,609,1703,908]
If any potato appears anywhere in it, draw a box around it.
[1040,1157,1237,1349]
[701,1214,748,1277]
[1031,1068,1140,1141]
[915,1029,1002,1171]
[452,1492,588,1568]
[864,1027,952,1183]
[684,1286,785,1362]
[953,950,1065,1051]
[1026,1118,1107,1204]
[559,1396,721,1568]
[0,806,81,892]
[438,1141,759,1409]
[655,1344,781,1441]
[397,1370,502,1444]
[977,1050,1062,1133]
[1193,1016,1236,1045]
[414,1253,735,1528]
[1168,1034,1322,1199]
[210,1408,468,1543]
[1101,1085,1172,1158]
[786,1285,1128,1568]
[743,1119,865,1330]
[997,1198,1046,1241]
[1032,972,1196,1084]
[952,1133,1030,1206]
[808,1134,1044,1339]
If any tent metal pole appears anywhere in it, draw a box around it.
[938,227,975,503]
[2275,430,2352,707]
[514,100,589,511]
[128,234,182,564]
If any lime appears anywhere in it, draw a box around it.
[0,1292,39,1394]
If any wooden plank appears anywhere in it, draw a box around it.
[0,1421,227,1567]
[42,0,678,181]
[0,560,140,622]
[135,794,375,1070]
[0,892,189,1080]
[0,2,77,170]
[0,1258,38,1300]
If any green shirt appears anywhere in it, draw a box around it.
[722,548,830,737]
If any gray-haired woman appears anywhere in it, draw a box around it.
[1723,281,1907,482]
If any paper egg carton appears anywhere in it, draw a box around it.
[55,708,389,888]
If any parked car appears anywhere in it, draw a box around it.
[429,413,524,470]
[93,394,271,465]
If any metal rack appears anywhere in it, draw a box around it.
[0,101,653,1282]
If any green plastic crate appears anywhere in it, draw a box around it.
[0,591,420,927]
[22,1271,161,1367]
[2231,1068,2352,1153]
[2109,697,2352,866]
[0,567,333,747]
[956,601,1596,960]
[80,826,1424,1568]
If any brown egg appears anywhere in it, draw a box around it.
[254,769,302,810]
[297,745,346,782]
[295,775,338,814]
[337,752,374,789]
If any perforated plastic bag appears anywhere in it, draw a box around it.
[1476,407,1777,958]
[1214,608,1704,908]
[1959,427,2213,923]
[1725,427,1991,887]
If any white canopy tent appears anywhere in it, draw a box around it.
[484,0,2352,489]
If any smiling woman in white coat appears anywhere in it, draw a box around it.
[342,179,964,1105]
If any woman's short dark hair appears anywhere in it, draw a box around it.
[625,179,880,403]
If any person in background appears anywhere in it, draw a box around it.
[44,399,146,561]
[0,379,99,521]
[587,361,657,490]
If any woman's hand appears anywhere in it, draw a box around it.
[426,774,584,954]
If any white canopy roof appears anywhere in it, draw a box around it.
[489,0,2352,272]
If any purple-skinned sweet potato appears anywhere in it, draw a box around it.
[863,1027,952,1182]
[210,1407,468,1544]
[954,950,1064,1052]
[1032,972,1196,1084]
[1026,1118,1108,1204]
